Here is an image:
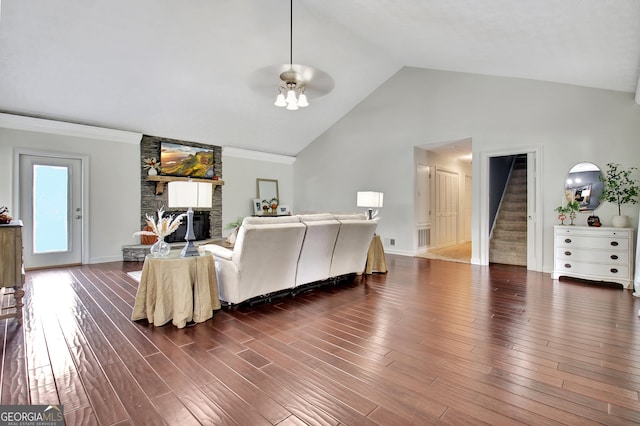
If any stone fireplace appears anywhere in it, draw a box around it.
[139,135,222,241]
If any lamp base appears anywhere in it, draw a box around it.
[181,240,199,257]
[180,208,199,257]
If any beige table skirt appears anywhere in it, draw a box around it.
[365,234,387,274]
[131,251,221,328]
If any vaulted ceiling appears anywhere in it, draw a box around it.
[1,0,638,156]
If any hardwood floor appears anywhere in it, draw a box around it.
[2,255,640,425]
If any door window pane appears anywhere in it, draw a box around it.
[33,165,69,253]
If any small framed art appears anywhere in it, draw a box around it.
[252,198,263,215]
[278,205,291,215]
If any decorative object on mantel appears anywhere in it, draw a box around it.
[554,201,580,225]
[146,175,224,195]
[587,215,602,227]
[132,207,185,257]
[270,197,279,213]
[599,162,639,228]
[142,157,160,176]
[0,206,12,224]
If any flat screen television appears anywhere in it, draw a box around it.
[159,142,214,178]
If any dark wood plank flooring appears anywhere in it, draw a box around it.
[2,255,640,425]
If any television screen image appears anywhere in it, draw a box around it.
[160,142,214,178]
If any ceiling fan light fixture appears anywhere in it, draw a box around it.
[297,91,308,107]
[285,89,298,105]
[274,0,310,110]
[274,92,287,107]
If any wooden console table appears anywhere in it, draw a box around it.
[0,220,25,323]
[131,250,220,328]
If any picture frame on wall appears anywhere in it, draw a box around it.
[252,198,263,215]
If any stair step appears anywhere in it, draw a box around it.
[492,229,526,240]
[489,252,527,266]
[496,217,527,227]
[500,201,527,211]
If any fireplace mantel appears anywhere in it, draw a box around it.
[146,175,225,195]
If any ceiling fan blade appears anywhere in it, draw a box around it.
[248,64,334,98]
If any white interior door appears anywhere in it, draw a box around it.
[435,168,459,248]
[463,174,472,241]
[19,154,83,269]
[417,164,431,225]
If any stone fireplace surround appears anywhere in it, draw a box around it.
[128,135,223,258]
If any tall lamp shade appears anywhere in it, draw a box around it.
[168,181,212,256]
[357,191,383,220]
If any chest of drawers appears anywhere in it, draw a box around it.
[552,226,634,288]
[0,220,24,322]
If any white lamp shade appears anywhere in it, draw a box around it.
[167,181,213,208]
[357,191,384,208]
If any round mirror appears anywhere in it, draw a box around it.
[565,162,603,211]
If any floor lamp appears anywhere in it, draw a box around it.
[168,180,212,257]
[357,191,384,220]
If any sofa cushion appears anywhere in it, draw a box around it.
[295,216,341,286]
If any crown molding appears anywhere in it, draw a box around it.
[222,147,296,165]
[0,113,142,144]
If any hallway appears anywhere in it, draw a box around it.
[416,241,471,263]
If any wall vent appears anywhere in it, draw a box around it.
[418,227,430,248]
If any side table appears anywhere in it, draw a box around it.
[365,234,387,274]
[131,250,220,328]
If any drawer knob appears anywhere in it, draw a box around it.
[611,254,619,260]
[564,263,572,268]
[564,238,572,244]
[564,251,572,256]
[611,241,619,247]
[611,268,618,274]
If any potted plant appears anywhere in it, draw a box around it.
[555,201,580,225]
[599,162,639,227]
[223,216,244,245]
[261,200,270,214]
[270,197,279,213]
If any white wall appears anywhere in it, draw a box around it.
[0,115,141,264]
[220,148,295,237]
[294,67,640,271]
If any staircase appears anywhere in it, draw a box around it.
[490,156,527,266]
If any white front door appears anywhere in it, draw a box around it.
[19,154,83,269]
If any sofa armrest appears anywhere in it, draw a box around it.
[201,244,233,260]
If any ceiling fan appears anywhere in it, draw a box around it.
[248,0,334,109]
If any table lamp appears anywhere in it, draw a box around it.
[357,191,384,220]
[168,180,213,256]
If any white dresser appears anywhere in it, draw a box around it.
[552,226,635,288]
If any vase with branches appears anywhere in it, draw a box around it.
[599,163,639,227]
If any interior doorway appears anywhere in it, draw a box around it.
[476,147,542,270]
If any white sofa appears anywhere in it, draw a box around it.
[203,213,377,305]
[203,216,306,305]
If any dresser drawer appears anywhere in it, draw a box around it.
[554,227,632,239]
[555,234,629,251]
[554,260,630,280]
[555,248,629,265]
